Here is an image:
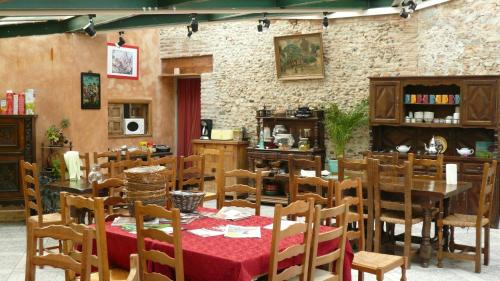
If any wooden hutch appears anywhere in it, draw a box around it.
[247,110,325,204]
[0,115,37,203]
[369,75,500,227]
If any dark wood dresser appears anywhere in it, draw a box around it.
[0,115,36,203]
[369,75,500,227]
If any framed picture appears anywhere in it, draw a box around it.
[81,72,101,109]
[106,43,139,80]
[274,33,325,81]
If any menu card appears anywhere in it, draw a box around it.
[224,225,261,238]
[213,206,254,221]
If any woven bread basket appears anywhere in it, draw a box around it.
[170,191,205,213]
[124,165,168,215]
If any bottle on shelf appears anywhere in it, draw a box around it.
[258,127,265,149]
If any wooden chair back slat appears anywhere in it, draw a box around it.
[94,151,121,175]
[269,199,314,281]
[479,160,497,223]
[92,177,126,197]
[219,169,262,216]
[308,204,348,281]
[60,152,91,182]
[366,151,399,165]
[27,223,93,281]
[199,149,224,208]
[125,150,152,163]
[408,153,443,180]
[135,201,184,281]
[335,178,364,251]
[20,161,44,223]
[292,176,334,208]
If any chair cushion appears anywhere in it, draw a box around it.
[442,213,489,228]
[380,211,423,225]
[352,251,405,272]
[29,212,62,225]
[90,268,130,281]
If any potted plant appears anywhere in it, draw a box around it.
[325,99,368,172]
[46,118,70,146]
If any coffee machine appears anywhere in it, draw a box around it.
[200,119,213,140]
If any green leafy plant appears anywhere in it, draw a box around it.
[51,158,61,178]
[325,99,369,158]
[45,118,70,145]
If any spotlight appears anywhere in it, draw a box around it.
[257,22,263,32]
[187,25,193,38]
[400,8,410,18]
[190,13,198,33]
[403,0,417,12]
[257,13,270,32]
[322,12,329,29]
[116,31,125,47]
[83,15,96,37]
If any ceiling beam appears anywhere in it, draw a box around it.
[0,0,159,10]
[94,14,210,31]
[0,20,66,38]
[63,15,132,32]
[159,0,277,9]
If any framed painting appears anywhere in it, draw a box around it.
[81,72,101,109]
[106,43,139,80]
[274,33,325,81]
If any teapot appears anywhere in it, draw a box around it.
[456,147,474,157]
[396,145,411,153]
[424,136,439,155]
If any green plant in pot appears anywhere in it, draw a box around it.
[325,99,368,173]
[46,118,70,146]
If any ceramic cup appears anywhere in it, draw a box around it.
[411,95,417,104]
[436,95,442,104]
[455,94,461,104]
[417,94,423,104]
[422,95,429,104]
[442,95,449,104]
[449,94,455,104]
[429,95,436,104]
[404,94,411,104]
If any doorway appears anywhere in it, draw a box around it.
[176,78,201,157]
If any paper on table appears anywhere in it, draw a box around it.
[188,228,226,237]
[214,207,254,220]
[446,164,458,184]
[263,220,300,231]
[111,216,136,226]
[224,225,261,238]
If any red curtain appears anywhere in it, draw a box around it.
[177,78,201,157]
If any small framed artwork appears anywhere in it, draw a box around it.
[106,43,139,80]
[81,72,101,109]
[274,33,325,80]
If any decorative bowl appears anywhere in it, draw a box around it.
[170,191,205,213]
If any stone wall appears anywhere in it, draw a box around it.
[159,0,500,157]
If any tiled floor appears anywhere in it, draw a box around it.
[2,202,499,281]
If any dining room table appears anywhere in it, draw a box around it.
[334,171,473,268]
[105,208,354,281]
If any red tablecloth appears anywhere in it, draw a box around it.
[106,213,353,281]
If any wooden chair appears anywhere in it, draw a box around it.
[60,192,132,281]
[338,157,374,251]
[291,176,334,208]
[338,177,407,281]
[200,148,225,208]
[26,223,93,281]
[134,201,184,281]
[366,151,399,165]
[335,178,364,249]
[372,160,421,267]
[218,169,262,216]
[269,198,314,281]
[304,204,349,281]
[93,151,121,175]
[109,159,146,179]
[179,155,217,204]
[288,155,322,196]
[150,156,177,209]
[92,178,128,217]
[125,150,151,163]
[60,152,90,182]
[407,153,443,180]
[437,160,497,273]
[20,160,62,258]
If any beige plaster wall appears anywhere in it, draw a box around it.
[0,29,174,162]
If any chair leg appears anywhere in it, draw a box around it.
[357,270,363,281]
[437,221,444,268]
[400,262,407,281]
[449,226,455,252]
[475,226,482,273]
[484,225,490,266]
[376,272,383,281]
[404,224,411,269]
[374,220,381,253]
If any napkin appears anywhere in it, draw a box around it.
[446,164,458,184]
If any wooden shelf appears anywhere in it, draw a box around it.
[399,123,460,128]
[257,116,321,120]
[404,103,460,106]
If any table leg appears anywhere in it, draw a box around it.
[419,206,432,268]
[442,198,450,251]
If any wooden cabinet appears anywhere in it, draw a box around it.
[192,140,248,186]
[369,75,500,227]
[370,80,401,124]
[0,115,36,202]
[461,79,497,127]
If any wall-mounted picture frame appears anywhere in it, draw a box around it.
[274,33,325,81]
[81,72,101,109]
[106,43,139,80]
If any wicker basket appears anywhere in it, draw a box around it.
[125,165,168,215]
[170,191,205,213]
